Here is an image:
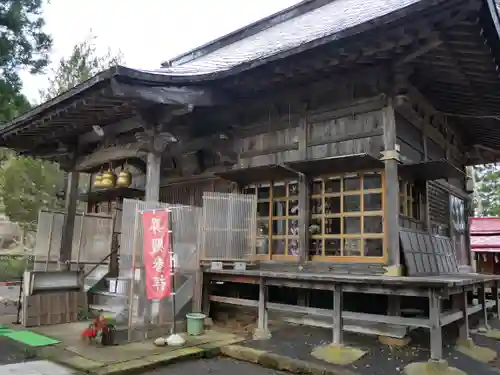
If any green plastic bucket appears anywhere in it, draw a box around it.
[186,313,206,336]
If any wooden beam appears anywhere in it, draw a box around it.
[394,34,443,66]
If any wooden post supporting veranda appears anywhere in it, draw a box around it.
[59,171,80,270]
[332,284,343,345]
[254,277,271,339]
[429,289,443,361]
[478,282,489,331]
[493,280,500,319]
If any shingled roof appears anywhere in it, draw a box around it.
[144,0,439,78]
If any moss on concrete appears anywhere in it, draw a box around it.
[403,360,466,375]
[311,344,366,365]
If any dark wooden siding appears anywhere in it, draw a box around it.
[395,114,423,163]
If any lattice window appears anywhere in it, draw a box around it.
[243,181,299,259]
[309,171,385,260]
[399,180,425,222]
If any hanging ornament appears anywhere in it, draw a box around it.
[93,171,104,189]
[482,253,487,263]
[101,164,115,189]
[116,162,132,188]
[495,254,499,264]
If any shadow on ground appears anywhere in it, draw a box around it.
[244,324,500,375]
[0,336,37,365]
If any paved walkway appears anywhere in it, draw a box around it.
[1,360,74,375]
[143,357,288,375]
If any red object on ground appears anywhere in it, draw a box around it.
[81,327,97,337]
[470,217,500,252]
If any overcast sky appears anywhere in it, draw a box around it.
[20,0,301,103]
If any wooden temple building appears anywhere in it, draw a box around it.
[3,0,500,363]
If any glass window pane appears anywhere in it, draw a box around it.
[412,200,420,220]
[273,182,286,198]
[364,238,383,257]
[288,200,299,216]
[257,221,269,235]
[256,238,269,255]
[288,182,299,196]
[257,202,270,217]
[325,197,341,214]
[363,172,382,189]
[272,220,286,235]
[288,219,299,236]
[325,177,341,193]
[343,238,361,256]
[344,217,361,234]
[343,174,360,191]
[257,185,270,199]
[325,218,341,235]
[273,201,287,216]
[364,216,383,233]
[272,239,286,255]
[364,193,382,211]
[310,218,322,235]
[325,239,341,256]
[287,239,299,256]
[344,195,360,212]
[312,180,323,195]
[244,186,256,195]
[311,198,323,215]
[309,238,323,256]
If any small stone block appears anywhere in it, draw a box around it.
[58,355,104,370]
[253,328,272,340]
[379,335,411,347]
[311,344,367,365]
[456,341,497,363]
[403,360,466,375]
[220,345,266,363]
[478,329,500,340]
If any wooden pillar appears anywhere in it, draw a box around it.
[478,283,489,331]
[453,288,470,343]
[297,112,310,263]
[254,277,271,339]
[332,284,343,345]
[59,171,79,270]
[382,99,401,269]
[429,289,443,361]
[145,152,161,202]
[493,280,500,318]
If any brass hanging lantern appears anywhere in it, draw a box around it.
[93,172,104,189]
[101,165,115,189]
[116,162,132,188]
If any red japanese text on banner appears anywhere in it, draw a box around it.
[142,210,171,300]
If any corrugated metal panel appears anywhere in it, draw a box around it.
[143,0,422,77]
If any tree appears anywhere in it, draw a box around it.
[39,32,124,101]
[474,163,500,217]
[0,32,124,231]
[0,0,52,123]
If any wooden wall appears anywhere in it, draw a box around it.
[236,107,384,168]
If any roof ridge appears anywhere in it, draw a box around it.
[163,0,334,67]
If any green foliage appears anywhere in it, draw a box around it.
[0,0,52,123]
[0,255,33,281]
[0,156,63,230]
[39,31,124,101]
[0,32,123,230]
[475,163,500,217]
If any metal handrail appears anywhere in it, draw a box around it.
[83,248,119,279]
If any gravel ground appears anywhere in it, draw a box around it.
[143,357,288,375]
[245,324,500,375]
